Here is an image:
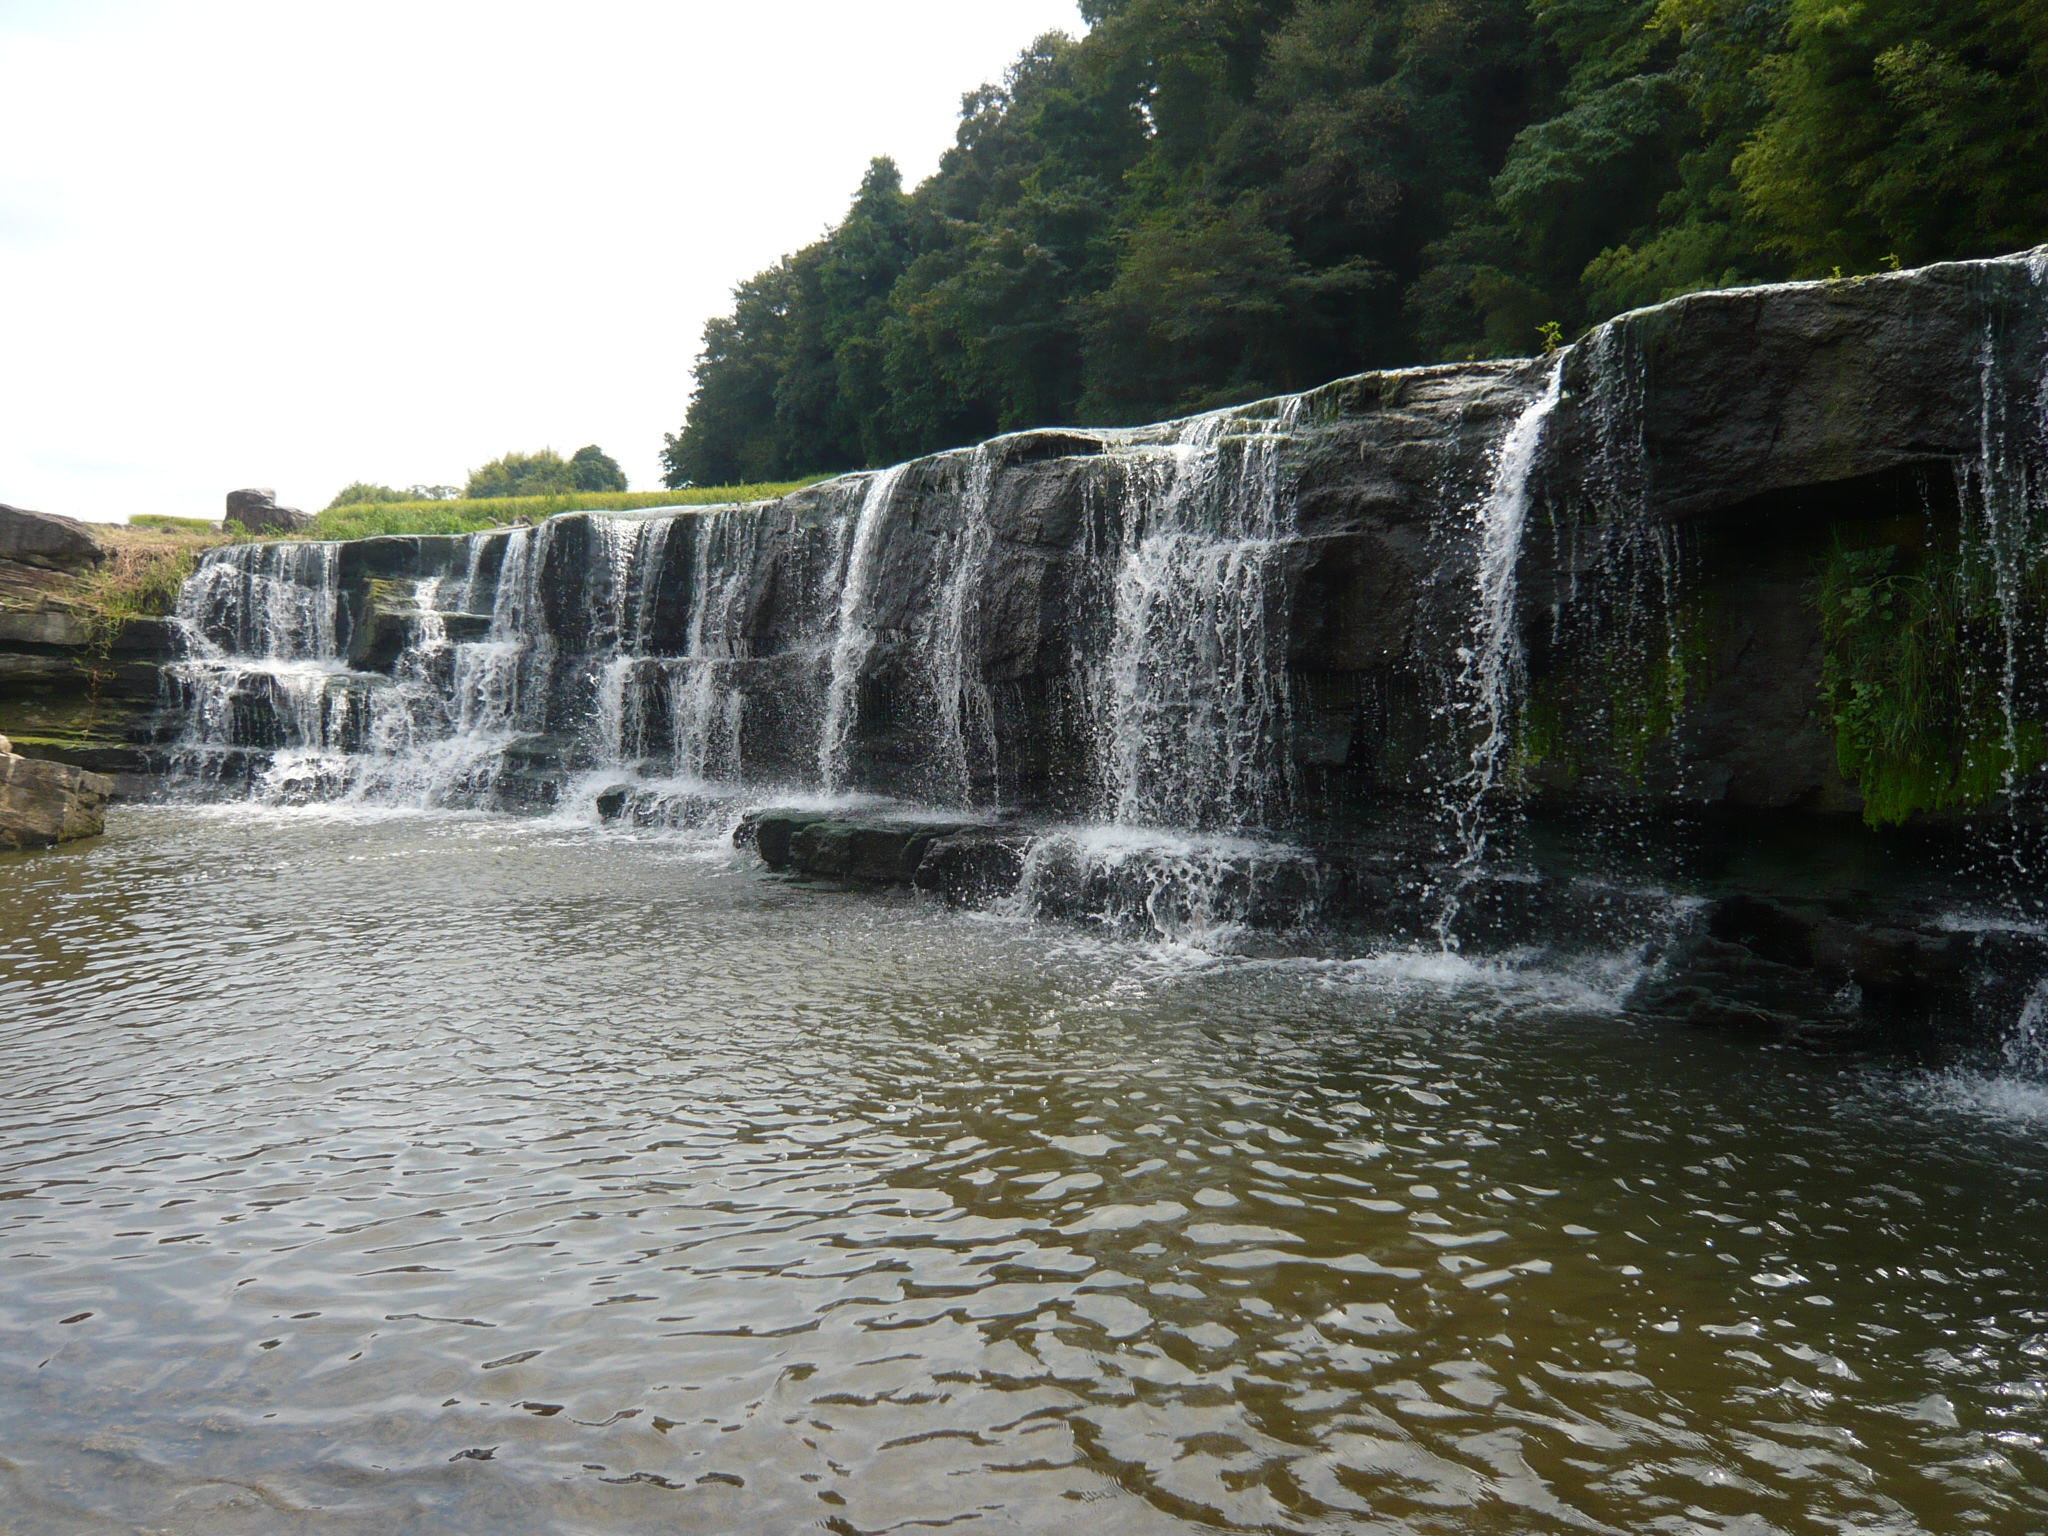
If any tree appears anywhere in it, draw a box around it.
[567,445,627,492]
[325,482,412,510]
[466,447,626,499]
[666,0,2048,475]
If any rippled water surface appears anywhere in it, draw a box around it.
[3,806,2045,1535]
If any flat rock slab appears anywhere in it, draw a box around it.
[739,809,1015,887]
[0,752,114,849]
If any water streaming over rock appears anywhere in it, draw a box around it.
[820,464,910,792]
[1435,359,1565,942]
[152,255,2048,1068]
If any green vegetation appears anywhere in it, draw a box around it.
[301,481,825,542]
[667,0,2048,485]
[1815,536,2048,825]
[466,446,627,500]
[67,523,237,634]
[325,481,461,510]
[1512,600,1712,788]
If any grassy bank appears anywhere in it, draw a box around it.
[72,523,230,635]
[306,480,828,541]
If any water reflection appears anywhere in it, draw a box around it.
[1,806,2043,1533]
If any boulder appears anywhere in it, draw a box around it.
[225,488,311,534]
[0,750,114,849]
[0,503,103,573]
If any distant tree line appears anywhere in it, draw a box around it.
[663,0,2048,486]
[465,446,626,499]
[324,446,627,511]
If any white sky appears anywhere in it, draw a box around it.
[0,0,1086,522]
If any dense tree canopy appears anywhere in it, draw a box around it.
[664,0,2048,486]
[467,446,627,500]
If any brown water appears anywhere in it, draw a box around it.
[2,805,2045,1535]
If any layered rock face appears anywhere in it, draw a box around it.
[157,250,2048,1045]
[0,506,181,789]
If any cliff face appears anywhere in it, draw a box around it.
[155,249,2048,1044]
[0,507,179,793]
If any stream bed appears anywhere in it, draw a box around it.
[2,805,2045,1534]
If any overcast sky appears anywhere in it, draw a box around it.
[0,0,1086,523]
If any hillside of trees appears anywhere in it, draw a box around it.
[663,0,2046,487]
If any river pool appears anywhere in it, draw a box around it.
[2,805,2044,1534]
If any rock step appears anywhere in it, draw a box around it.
[736,809,1031,901]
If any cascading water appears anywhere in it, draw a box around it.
[1001,396,1321,940]
[1098,399,1303,832]
[924,448,998,807]
[160,399,1332,944]
[819,464,909,793]
[1435,360,1565,942]
[166,542,357,794]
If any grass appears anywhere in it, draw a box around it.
[304,480,828,541]
[70,523,232,634]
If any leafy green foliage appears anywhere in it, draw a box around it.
[326,482,463,510]
[667,0,2047,481]
[1815,537,2048,826]
[466,446,627,500]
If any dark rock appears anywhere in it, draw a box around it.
[914,829,1033,907]
[0,504,103,574]
[748,811,983,883]
[741,810,812,869]
[0,751,114,848]
[347,579,423,672]
[1627,894,1975,1040]
[225,488,311,534]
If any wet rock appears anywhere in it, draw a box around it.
[0,750,114,849]
[913,829,1033,907]
[738,809,811,869]
[744,810,983,883]
[0,504,103,574]
[1626,894,1976,1041]
[225,488,311,534]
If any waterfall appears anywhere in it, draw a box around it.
[1097,397,1302,831]
[993,396,1309,945]
[673,508,770,784]
[1436,361,1565,941]
[925,448,997,807]
[591,516,675,766]
[819,464,909,792]
[165,542,356,791]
